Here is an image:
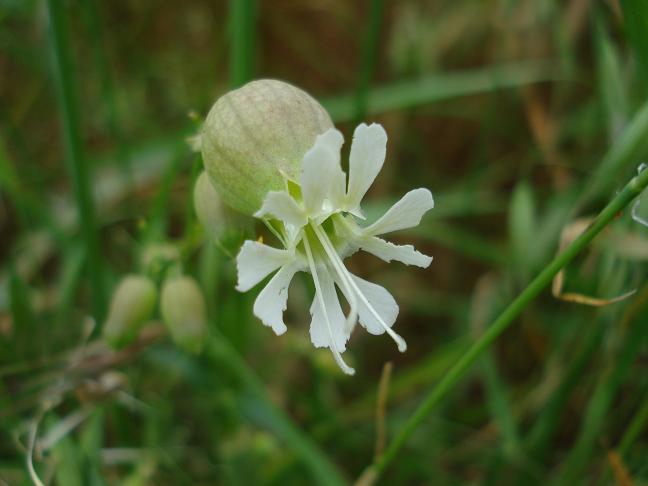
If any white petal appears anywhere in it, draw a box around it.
[236,241,294,291]
[316,128,344,154]
[345,123,387,211]
[363,188,434,236]
[309,265,349,351]
[253,261,302,335]
[254,191,307,227]
[360,236,432,268]
[354,274,399,335]
[335,272,399,336]
[301,145,341,215]
[317,130,347,207]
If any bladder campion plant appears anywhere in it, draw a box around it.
[199,79,434,375]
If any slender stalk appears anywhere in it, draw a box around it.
[354,0,385,122]
[47,0,106,320]
[361,167,648,482]
[229,0,256,88]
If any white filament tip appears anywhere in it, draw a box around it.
[385,327,407,353]
[395,336,407,353]
[331,350,356,375]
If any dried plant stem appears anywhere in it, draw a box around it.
[374,361,393,460]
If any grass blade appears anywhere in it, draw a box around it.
[80,0,133,179]
[323,61,564,122]
[578,99,648,209]
[354,0,386,121]
[360,165,648,484]
[46,0,106,321]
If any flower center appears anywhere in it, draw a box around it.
[299,215,408,373]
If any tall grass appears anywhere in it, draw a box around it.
[364,166,648,483]
[46,0,106,321]
[1,2,648,485]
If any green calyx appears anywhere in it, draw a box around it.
[103,274,157,348]
[160,276,208,354]
[201,79,333,216]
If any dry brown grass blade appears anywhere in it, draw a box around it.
[607,450,635,486]
[353,361,395,486]
[374,361,393,461]
[552,217,636,306]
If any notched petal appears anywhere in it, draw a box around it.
[301,145,342,215]
[334,272,399,336]
[346,123,388,211]
[315,128,344,155]
[236,240,294,291]
[254,191,307,227]
[360,236,432,268]
[364,188,434,236]
[352,274,399,336]
[253,261,302,335]
[309,266,349,351]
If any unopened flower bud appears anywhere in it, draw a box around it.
[103,275,157,348]
[194,171,224,240]
[201,79,333,215]
[160,276,207,354]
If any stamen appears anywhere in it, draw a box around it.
[303,234,356,375]
[311,223,358,334]
[262,219,287,247]
[351,276,407,352]
[312,223,407,353]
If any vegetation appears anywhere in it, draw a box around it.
[1,1,648,484]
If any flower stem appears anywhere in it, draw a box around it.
[361,167,648,483]
[228,0,256,88]
[354,0,385,122]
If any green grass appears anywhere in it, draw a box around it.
[353,0,386,122]
[1,2,648,485]
[366,167,648,483]
[46,0,106,321]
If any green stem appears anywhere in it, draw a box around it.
[364,167,648,482]
[47,0,106,321]
[354,0,385,122]
[229,0,256,88]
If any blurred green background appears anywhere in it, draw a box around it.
[1,0,648,484]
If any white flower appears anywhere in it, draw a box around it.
[236,123,434,375]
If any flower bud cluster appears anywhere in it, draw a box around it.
[103,249,208,353]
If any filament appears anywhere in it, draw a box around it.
[312,222,406,352]
[303,234,355,375]
[311,223,358,333]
